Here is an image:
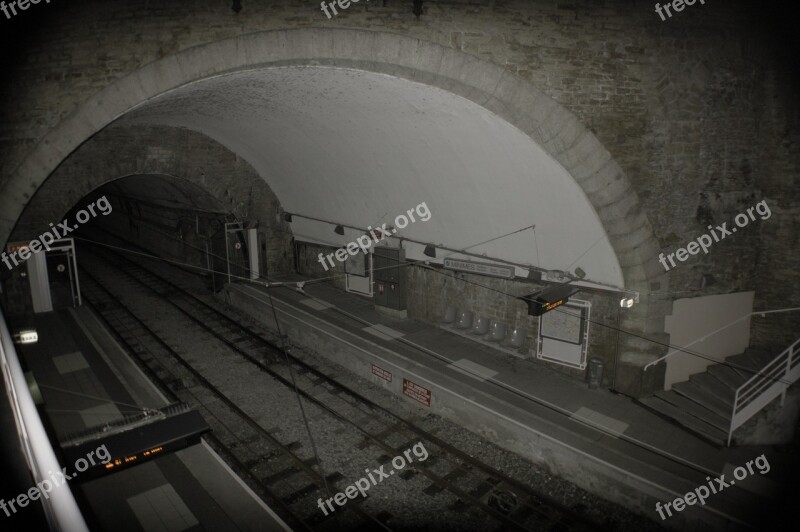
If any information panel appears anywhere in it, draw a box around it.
[344,250,367,277]
[536,299,591,369]
[540,305,583,344]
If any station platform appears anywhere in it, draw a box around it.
[9,307,289,532]
[222,276,798,531]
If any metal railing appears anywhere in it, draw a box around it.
[0,310,89,531]
[728,338,800,446]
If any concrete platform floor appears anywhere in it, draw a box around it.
[12,307,289,532]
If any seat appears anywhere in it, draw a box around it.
[488,319,506,342]
[456,310,473,329]
[507,327,525,349]
[442,305,458,324]
[471,315,489,335]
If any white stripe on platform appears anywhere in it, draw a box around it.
[571,407,629,435]
[363,324,405,340]
[78,403,122,428]
[53,352,89,374]
[300,299,333,311]
[447,358,498,382]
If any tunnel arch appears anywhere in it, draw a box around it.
[12,124,295,276]
[1,28,669,393]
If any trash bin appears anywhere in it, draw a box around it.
[587,357,604,389]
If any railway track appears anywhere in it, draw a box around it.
[79,240,607,531]
[78,268,380,531]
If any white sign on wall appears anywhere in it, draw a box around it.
[443,258,515,279]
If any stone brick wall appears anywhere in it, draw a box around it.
[1,0,797,390]
[296,239,621,385]
[404,264,621,385]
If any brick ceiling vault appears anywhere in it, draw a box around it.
[0,28,670,391]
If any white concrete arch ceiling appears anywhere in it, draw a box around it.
[119,66,624,288]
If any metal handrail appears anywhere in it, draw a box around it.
[728,338,800,446]
[0,311,89,531]
[644,307,800,371]
[735,338,800,408]
[737,362,789,406]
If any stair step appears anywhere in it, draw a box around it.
[639,396,727,446]
[707,364,748,390]
[672,380,733,418]
[690,372,735,402]
[743,346,778,368]
[726,354,760,377]
[655,390,729,431]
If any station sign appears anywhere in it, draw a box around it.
[522,295,570,317]
[519,284,580,317]
[443,258,515,280]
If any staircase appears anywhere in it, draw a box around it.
[638,340,800,446]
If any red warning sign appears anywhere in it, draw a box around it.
[402,378,431,407]
[371,364,392,382]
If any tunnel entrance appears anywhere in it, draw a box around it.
[69,174,257,293]
[1,172,271,320]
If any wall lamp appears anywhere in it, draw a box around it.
[423,244,436,258]
[334,225,345,235]
[619,293,639,308]
[283,213,293,223]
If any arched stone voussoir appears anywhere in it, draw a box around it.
[559,129,609,175]
[587,177,632,209]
